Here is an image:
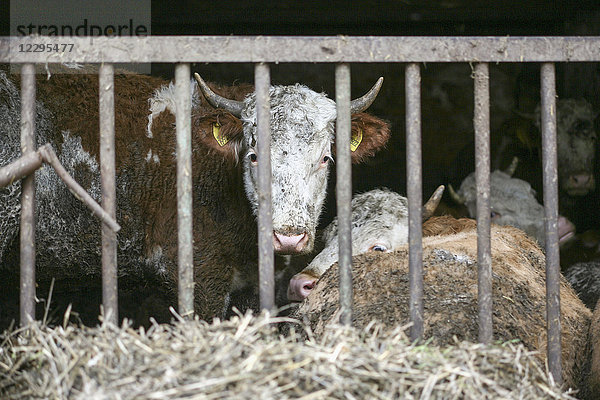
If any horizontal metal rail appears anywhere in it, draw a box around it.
[2,36,600,63]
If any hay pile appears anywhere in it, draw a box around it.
[1,312,576,399]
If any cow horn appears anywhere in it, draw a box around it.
[448,184,465,205]
[505,156,519,177]
[422,185,445,221]
[350,77,384,114]
[194,73,244,117]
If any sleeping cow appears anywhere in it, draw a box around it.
[287,186,444,302]
[0,66,390,321]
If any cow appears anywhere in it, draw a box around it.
[449,165,576,250]
[0,65,390,322]
[289,215,592,394]
[449,98,599,232]
[287,185,444,302]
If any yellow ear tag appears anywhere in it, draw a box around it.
[516,125,533,151]
[212,122,230,147]
[350,128,363,152]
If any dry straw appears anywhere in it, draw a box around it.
[1,311,576,399]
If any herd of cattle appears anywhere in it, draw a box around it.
[0,63,600,396]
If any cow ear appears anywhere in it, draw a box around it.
[346,113,391,164]
[194,111,244,163]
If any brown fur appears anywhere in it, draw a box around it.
[292,216,591,392]
[10,67,390,321]
[589,299,600,398]
[347,113,391,164]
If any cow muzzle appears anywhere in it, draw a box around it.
[558,215,576,246]
[565,172,595,196]
[287,272,318,302]
[273,231,309,254]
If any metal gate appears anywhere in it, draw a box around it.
[2,35,600,385]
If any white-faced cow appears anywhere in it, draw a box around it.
[449,167,576,250]
[287,186,444,302]
[0,65,390,321]
[448,98,598,232]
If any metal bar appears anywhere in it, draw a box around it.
[0,145,121,231]
[255,63,275,312]
[175,63,194,320]
[473,62,492,344]
[19,63,36,326]
[336,63,353,326]
[39,145,120,232]
[0,150,43,188]
[4,36,600,63]
[406,63,423,341]
[541,62,562,386]
[99,63,118,325]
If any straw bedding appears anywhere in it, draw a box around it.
[0,311,576,399]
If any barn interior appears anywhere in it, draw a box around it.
[1,1,600,329]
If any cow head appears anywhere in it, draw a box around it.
[194,74,390,255]
[451,164,576,249]
[534,98,598,196]
[287,186,445,302]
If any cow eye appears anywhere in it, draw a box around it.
[248,152,258,164]
[369,244,388,252]
[321,155,333,165]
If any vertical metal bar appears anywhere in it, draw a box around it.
[474,62,492,344]
[175,63,194,319]
[336,64,353,326]
[255,63,275,312]
[541,62,562,386]
[20,63,36,326]
[99,63,118,325]
[406,63,423,341]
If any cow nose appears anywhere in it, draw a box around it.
[558,215,576,245]
[287,273,317,302]
[568,173,594,188]
[273,232,308,254]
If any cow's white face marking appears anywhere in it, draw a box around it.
[305,188,410,277]
[535,98,597,195]
[240,84,338,253]
[458,170,546,247]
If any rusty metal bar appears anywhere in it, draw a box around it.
[336,63,353,326]
[0,145,121,231]
[0,150,42,187]
[473,62,492,344]
[541,62,562,386]
[99,63,118,325]
[256,62,275,312]
[175,63,194,320]
[19,63,36,326]
[4,36,600,63]
[39,145,120,232]
[406,63,423,341]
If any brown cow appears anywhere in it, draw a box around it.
[0,65,390,322]
[291,216,591,393]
